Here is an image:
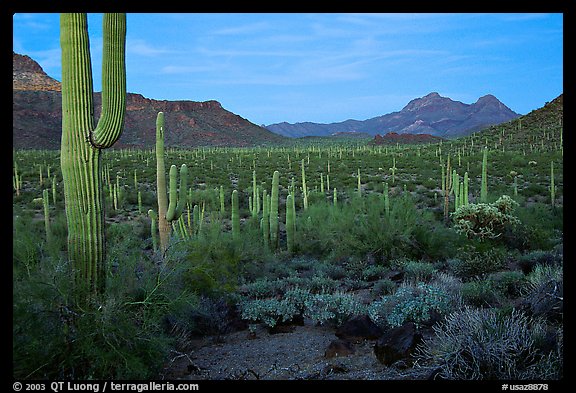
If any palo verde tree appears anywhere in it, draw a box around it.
[60,13,126,305]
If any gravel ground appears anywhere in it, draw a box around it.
[161,320,432,381]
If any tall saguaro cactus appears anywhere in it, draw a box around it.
[269,170,280,249]
[60,13,126,301]
[151,112,188,254]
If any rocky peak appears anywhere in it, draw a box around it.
[401,92,455,112]
[13,52,61,92]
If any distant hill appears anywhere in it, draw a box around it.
[265,92,521,139]
[12,52,286,149]
[469,93,563,151]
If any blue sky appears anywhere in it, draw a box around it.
[13,13,563,126]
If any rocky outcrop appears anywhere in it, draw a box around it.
[13,52,61,92]
[373,322,422,366]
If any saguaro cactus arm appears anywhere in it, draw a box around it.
[166,164,188,222]
[90,14,127,148]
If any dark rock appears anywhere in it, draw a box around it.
[387,270,404,282]
[324,339,355,358]
[335,315,384,342]
[374,322,422,366]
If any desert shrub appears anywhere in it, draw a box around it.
[303,291,367,326]
[240,277,285,298]
[238,288,366,328]
[461,279,502,308]
[488,270,526,299]
[400,260,438,282]
[447,247,507,280]
[416,308,563,380]
[237,298,294,328]
[368,282,453,329]
[452,195,520,240]
[372,278,397,296]
[361,264,389,281]
[517,249,562,275]
[521,264,563,323]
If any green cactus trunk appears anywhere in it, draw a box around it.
[231,189,240,239]
[59,13,126,301]
[220,185,225,216]
[43,189,51,243]
[262,189,270,247]
[480,147,488,203]
[286,193,295,253]
[148,209,158,252]
[269,170,280,249]
[301,160,308,210]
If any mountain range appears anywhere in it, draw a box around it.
[14,51,522,149]
[265,92,520,139]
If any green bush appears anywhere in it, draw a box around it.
[13,223,197,379]
[448,247,507,280]
[461,279,502,308]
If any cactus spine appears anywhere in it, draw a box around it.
[152,112,188,254]
[60,13,126,300]
[269,170,280,249]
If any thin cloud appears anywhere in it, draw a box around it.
[127,39,171,57]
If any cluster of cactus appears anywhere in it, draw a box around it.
[148,112,188,254]
[441,155,469,221]
[59,13,126,301]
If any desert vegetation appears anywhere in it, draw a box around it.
[13,117,563,379]
[13,13,563,381]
